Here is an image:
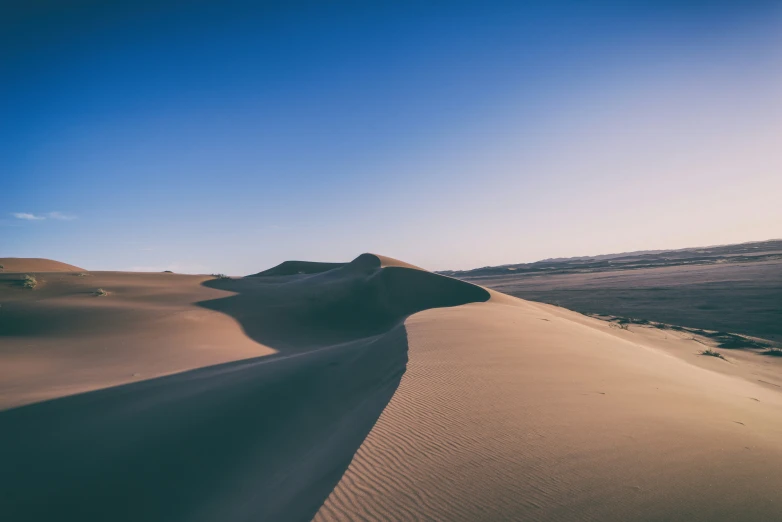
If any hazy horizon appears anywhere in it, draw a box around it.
[3,236,780,276]
[3,1,781,273]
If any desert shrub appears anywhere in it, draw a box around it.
[162,270,173,273]
[75,273,88,277]
[705,331,770,349]
[94,288,108,296]
[212,273,231,279]
[700,348,726,360]
[22,274,37,289]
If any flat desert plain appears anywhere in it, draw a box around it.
[2,254,782,521]
[446,240,782,344]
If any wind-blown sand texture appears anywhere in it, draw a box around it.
[2,254,782,521]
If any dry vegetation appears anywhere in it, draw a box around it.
[699,348,726,360]
[22,275,37,289]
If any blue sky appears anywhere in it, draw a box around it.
[2,1,781,273]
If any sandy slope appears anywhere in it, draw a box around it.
[0,257,84,272]
[2,255,782,521]
[0,270,271,407]
[317,294,782,521]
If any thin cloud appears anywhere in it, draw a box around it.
[12,212,46,220]
[11,211,77,221]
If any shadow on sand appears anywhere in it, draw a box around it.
[1,256,488,521]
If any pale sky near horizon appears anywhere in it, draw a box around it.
[2,1,781,273]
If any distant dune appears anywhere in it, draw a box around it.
[249,254,424,277]
[2,253,782,521]
[0,257,84,272]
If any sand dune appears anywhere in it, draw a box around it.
[317,295,782,521]
[0,257,84,272]
[2,254,782,521]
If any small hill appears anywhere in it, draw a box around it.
[0,258,84,272]
[248,260,347,277]
[440,238,782,278]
